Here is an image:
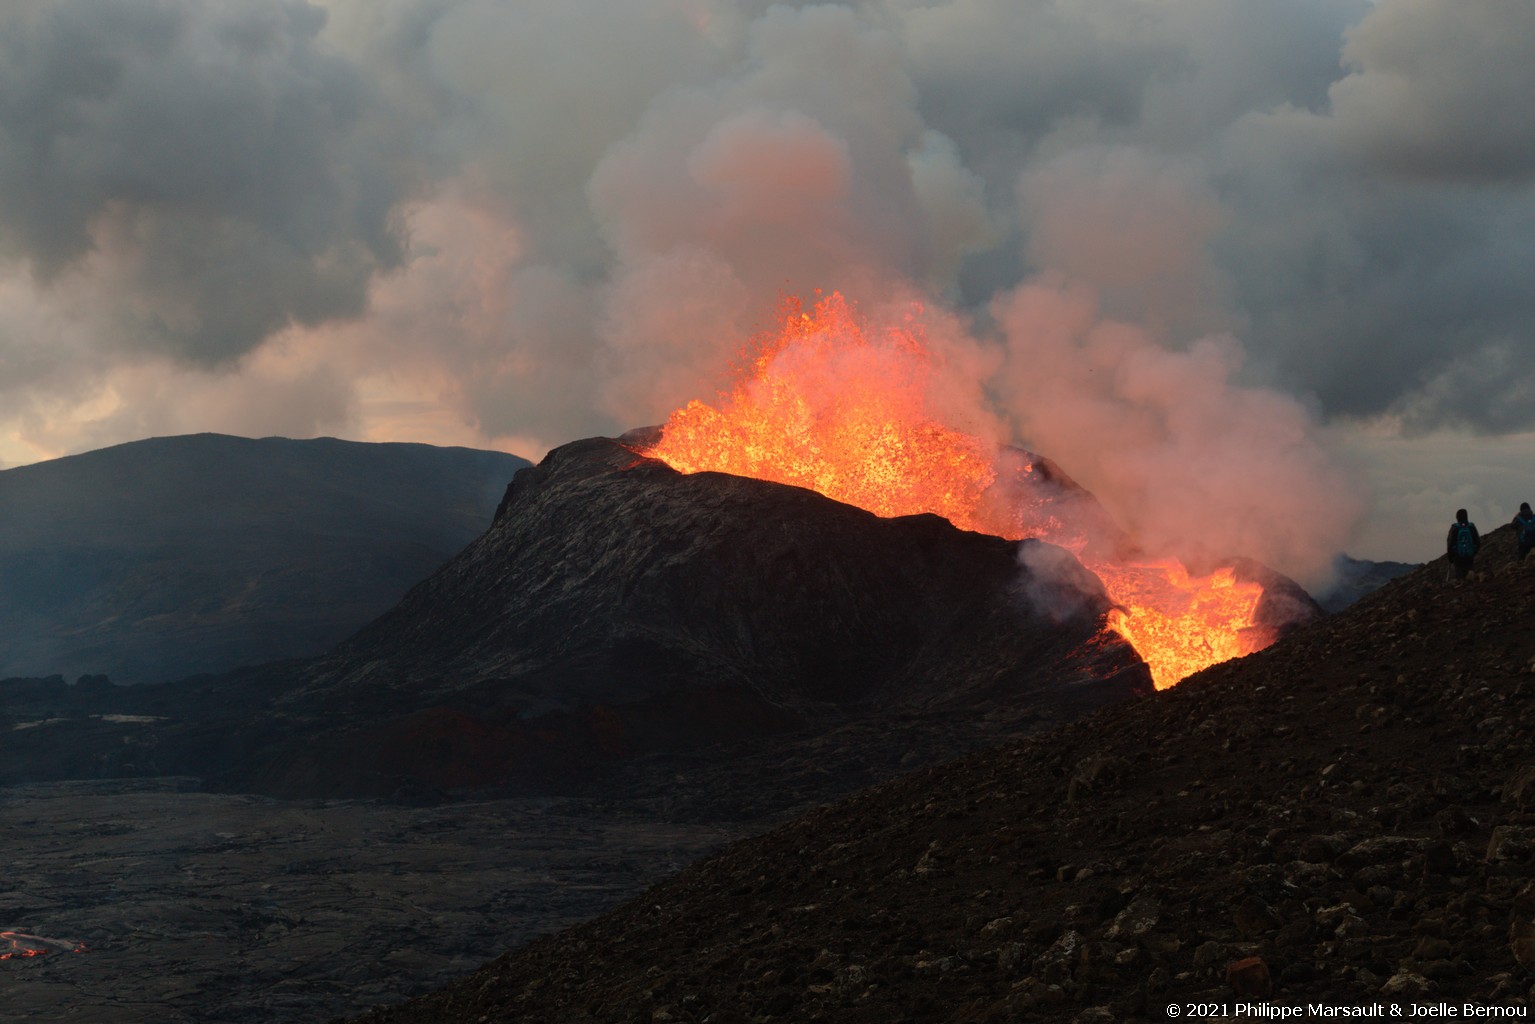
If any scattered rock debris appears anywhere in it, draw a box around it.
[347,529,1535,1021]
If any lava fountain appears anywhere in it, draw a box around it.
[646,294,998,530]
[642,293,1267,688]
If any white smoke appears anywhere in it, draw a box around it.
[12,0,1532,564]
[993,273,1361,584]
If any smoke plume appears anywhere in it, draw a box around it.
[6,0,1534,560]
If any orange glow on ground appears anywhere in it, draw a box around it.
[1,931,88,959]
[643,293,1267,688]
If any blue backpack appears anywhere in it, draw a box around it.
[1454,523,1477,558]
[1518,513,1535,545]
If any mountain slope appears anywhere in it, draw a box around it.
[1,435,1151,805]
[232,436,1150,800]
[0,434,528,684]
[350,524,1535,1022]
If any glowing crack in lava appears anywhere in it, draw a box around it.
[643,293,1267,689]
[1,931,88,960]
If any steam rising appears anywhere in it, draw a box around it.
[1016,540,1104,627]
[6,0,1531,561]
[995,274,1360,582]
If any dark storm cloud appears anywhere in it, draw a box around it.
[4,0,1535,478]
[0,0,412,364]
[1216,164,1535,431]
[901,0,1179,150]
[1209,0,1535,432]
[1329,0,1535,182]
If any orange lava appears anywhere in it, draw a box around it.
[1093,560,1264,689]
[648,294,997,531]
[1,931,87,960]
[642,292,1267,688]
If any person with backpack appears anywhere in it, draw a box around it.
[1513,503,1535,562]
[1446,508,1481,581]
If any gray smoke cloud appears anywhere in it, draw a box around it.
[2,0,1531,564]
[0,0,411,363]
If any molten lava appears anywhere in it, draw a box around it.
[1,931,88,960]
[642,292,1268,688]
[1096,561,1263,689]
[650,295,998,531]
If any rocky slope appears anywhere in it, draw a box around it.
[233,435,1151,801]
[349,524,1535,1022]
[0,434,527,684]
[2,435,1151,804]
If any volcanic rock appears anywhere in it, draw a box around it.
[3,435,1149,805]
[1225,956,1273,998]
[239,436,1149,800]
[0,777,745,1023]
[1503,765,1535,808]
[346,522,1535,1022]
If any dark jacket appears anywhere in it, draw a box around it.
[1447,521,1481,558]
[1513,512,1535,543]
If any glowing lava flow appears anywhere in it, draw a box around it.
[1094,560,1264,689]
[642,292,1268,689]
[1,931,88,960]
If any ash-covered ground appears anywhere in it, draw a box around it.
[0,779,739,1023]
[0,434,1165,1021]
[348,525,1535,1023]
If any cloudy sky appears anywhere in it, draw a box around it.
[1,0,1532,569]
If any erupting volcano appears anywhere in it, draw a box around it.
[644,293,1270,688]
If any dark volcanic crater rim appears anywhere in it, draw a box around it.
[4,434,1154,811]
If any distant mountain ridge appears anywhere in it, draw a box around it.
[0,433,528,684]
[1315,553,1420,612]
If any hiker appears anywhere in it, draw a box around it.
[1513,503,1535,562]
[1446,508,1480,581]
